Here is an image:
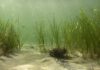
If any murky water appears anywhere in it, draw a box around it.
[0,0,99,43]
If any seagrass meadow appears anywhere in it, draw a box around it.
[0,0,100,59]
[0,0,100,70]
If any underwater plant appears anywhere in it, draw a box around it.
[49,47,69,59]
[48,18,72,59]
[61,21,76,51]
[50,18,60,48]
[0,20,21,56]
[75,10,100,59]
[35,22,46,52]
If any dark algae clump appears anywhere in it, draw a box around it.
[49,48,71,59]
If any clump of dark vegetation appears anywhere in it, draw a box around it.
[0,19,21,56]
[49,48,70,59]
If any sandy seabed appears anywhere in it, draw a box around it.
[0,44,100,70]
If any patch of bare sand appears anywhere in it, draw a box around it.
[0,46,100,70]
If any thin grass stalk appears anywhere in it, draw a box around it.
[35,22,46,52]
[50,18,60,48]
